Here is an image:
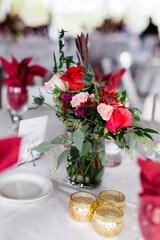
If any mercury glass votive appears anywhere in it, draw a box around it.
[99,190,126,213]
[68,192,97,222]
[92,205,124,237]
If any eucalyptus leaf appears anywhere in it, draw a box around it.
[73,129,84,151]
[131,120,143,128]
[33,142,53,153]
[51,135,69,144]
[115,136,125,149]
[56,150,69,168]
[80,125,89,135]
[125,130,136,150]
[80,141,92,157]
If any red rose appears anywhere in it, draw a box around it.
[61,66,85,91]
[106,107,133,133]
[62,103,70,110]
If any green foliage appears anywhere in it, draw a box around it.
[56,149,69,168]
[129,108,140,121]
[53,29,75,73]
[73,129,84,151]
[80,141,92,157]
[51,135,69,144]
[33,142,54,153]
[120,91,126,102]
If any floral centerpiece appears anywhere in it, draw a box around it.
[32,30,159,188]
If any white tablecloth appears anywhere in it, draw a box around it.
[0,108,143,240]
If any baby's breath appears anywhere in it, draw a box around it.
[135,135,159,155]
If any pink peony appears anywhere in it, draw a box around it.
[71,92,89,108]
[44,74,69,92]
[97,103,113,121]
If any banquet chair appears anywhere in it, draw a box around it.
[101,57,113,74]
[121,69,142,109]
[0,67,4,108]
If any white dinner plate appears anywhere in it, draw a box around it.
[0,169,53,203]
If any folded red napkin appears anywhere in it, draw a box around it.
[0,56,48,87]
[94,68,126,92]
[0,136,22,172]
[138,158,160,195]
[138,158,160,240]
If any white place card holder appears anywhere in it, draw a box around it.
[18,115,48,164]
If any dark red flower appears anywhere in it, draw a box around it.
[99,90,121,108]
[82,98,98,110]
[0,56,48,87]
[61,66,85,91]
[62,103,70,110]
[75,105,87,116]
[106,107,133,133]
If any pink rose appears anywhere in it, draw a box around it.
[44,74,69,92]
[106,107,133,133]
[97,103,113,121]
[71,92,89,108]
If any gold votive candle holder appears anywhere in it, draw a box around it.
[99,190,126,213]
[92,205,124,237]
[68,192,97,222]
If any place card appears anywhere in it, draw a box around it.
[18,115,48,164]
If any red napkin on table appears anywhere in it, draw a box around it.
[138,158,160,196]
[138,158,160,240]
[0,56,48,87]
[0,136,22,172]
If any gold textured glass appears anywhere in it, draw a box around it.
[68,192,97,222]
[92,205,124,237]
[99,190,126,213]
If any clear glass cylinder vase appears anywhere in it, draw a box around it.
[66,140,105,189]
[105,140,123,167]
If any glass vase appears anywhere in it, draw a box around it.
[105,140,123,167]
[66,139,105,189]
[7,86,29,132]
[139,199,160,240]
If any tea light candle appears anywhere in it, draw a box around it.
[92,205,124,237]
[99,190,126,213]
[68,191,97,222]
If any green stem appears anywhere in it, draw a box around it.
[94,82,99,103]
[84,161,92,175]
[43,102,58,113]
[78,161,85,182]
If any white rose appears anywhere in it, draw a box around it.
[44,74,69,92]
